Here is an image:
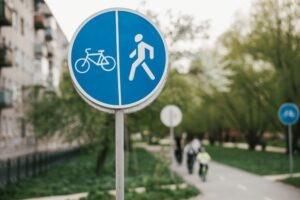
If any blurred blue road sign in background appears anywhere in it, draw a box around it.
[278,103,299,126]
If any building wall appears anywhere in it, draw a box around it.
[0,0,68,159]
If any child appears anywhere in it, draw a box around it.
[196,147,211,181]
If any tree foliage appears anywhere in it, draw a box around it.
[193,0,300,151]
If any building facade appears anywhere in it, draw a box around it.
[0,0,67,158]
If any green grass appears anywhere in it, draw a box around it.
[82,186,199,200]
[206,145,300,175]
[282,177,300,188]
[267,140,286,148]
[0,148,115,200]
[0,147,198,200]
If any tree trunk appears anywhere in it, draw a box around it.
[246,132,259,151]
[95,143,109,175]
[219,129,226,146]
[285,125,299,155]
[209,132,217,146]
[294,123,300,153]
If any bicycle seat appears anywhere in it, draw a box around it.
[98,50,104,53]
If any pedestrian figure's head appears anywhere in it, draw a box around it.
[135,34,143,42]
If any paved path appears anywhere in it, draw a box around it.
[172,161,300,200]
[263,173,300,181]
[201,140,285,153]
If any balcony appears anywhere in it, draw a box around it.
[45,28,54,41]
[34,14,46,30]
[34,43,47,59]
[0,88,13,108]
[0,0,13,26]
[35,0,51,17]
[47,44,54,58]
[0,43,13,67]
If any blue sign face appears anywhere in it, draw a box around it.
[278,103,300,125]
[68,9,168,112]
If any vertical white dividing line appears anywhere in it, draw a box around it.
[115,10,122,105]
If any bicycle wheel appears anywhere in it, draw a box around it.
[75,58,90,73]
[101,56,116,71]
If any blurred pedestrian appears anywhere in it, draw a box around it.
[196,147,211,182]
[184,140,197,174]
[174,135,183,165]
[192,137,201,153]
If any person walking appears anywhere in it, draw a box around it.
[196,147,211,182]
[185,140,197,174]
[174,135,183,165]
[192,137,201,153]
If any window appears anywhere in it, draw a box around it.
[8,118,12,137]
[20,18,24,35]
[14,47,19,67]
[20,118,26,138]
[6,78,11,90]
[20,51,24,69]
[2,117,8,137]
[12,11,18,30]
[12,81,18,102]
[1,77,6,88]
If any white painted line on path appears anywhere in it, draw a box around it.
[263,197,272,200]
[219,176,226,181]
[237,184,248,191]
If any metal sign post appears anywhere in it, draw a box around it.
[278,103,299,177]
[68,8,168,200]
[288,125,293,175]
[169,109,174,163]
[115,110,124,200]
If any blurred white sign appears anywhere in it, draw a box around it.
[160,105,182,128]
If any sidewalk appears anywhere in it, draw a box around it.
[263,173,300,181]
[202,140,285,153]
[26,193,87,200]
[171,161,300,200]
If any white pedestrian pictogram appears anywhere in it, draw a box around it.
[129,34,155,81]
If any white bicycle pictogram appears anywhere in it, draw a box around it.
[75,48,116,73]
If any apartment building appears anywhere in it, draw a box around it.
[0,0,67,158]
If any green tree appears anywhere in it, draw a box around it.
[27,72,114,174]
[219,0,300,151]
[245,0,300,152]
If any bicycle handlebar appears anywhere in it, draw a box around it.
[85,48,91,53]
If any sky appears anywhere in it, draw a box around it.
[45,0,254,46]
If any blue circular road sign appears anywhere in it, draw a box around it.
[278,103,300,126]
[68,8,168,113]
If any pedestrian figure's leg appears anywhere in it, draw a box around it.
[129,60,141,81]
[141,62,155,80]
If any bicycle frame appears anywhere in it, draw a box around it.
[84,52,104,66]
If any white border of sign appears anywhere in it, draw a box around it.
[68,8,169,113]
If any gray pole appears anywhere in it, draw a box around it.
[288,125,293,177]
[116,110,124,200]
[170,109,174,165]
[170,126,174,164]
